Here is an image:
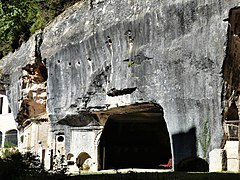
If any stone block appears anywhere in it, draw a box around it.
[209,149,227,172]
[224,141,239,159]
[227,159,239,172]
[224,141,239,172]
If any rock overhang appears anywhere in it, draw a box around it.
[56,102,163,126]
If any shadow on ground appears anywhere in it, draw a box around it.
[22,171,240,180]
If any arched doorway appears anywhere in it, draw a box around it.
[98,103,172,170]
[4,129,18,148]
[76,152,92,170]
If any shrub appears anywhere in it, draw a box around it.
[0,150,50,179]
[0,0,81,59]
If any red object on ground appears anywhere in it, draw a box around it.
[159,158,172,168]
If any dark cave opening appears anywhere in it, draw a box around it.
[226,102,239,121]
[98,111,172,170]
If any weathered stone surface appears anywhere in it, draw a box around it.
[224,141,239,171]
[0,31,47,127]
[1,0,240,169]
[209,149,227,172]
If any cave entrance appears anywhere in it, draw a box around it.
[97,103,172,170]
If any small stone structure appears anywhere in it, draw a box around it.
[209,149,227,172]
[224,141,239,172]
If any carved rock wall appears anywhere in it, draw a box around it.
[1,0,240,166]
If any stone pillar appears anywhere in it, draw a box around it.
[209,149,227,172]
[225,141,239,171]
[2,96,9,114]
[93,128,103,171]
[44,147,52,170]
[1,132,5,148]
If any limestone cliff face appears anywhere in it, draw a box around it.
[1,0,240,164]
[0,32,47,127]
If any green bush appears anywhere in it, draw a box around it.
[0,150,27,179]
[0,0,81,59]
[4,140,17,148]
[0,1,39,57]
[0,150,70,179]
[0,150,49,179]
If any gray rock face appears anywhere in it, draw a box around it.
[1,0,240,167]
